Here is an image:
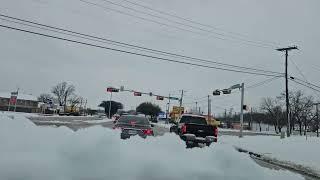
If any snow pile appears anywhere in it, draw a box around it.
[220,135,320,173]
[0,114,304,180]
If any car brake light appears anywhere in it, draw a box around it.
[181,124,187,134]
[143,129,153,135]
[213,127,218,137]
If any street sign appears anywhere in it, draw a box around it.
[134,92,142,96]
[156,96,164,100]
[107,87,119,92]
[172,106,184,114]
[169,97,180,100]
[9,91,18,104]
[230,84,241,89]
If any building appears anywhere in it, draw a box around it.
[0,92,39,113]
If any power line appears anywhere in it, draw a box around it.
[0,14,282,75]
[246,76,283,89]
[289,59,309,83]
[291,77,320,90]
[120,0,280,47]
[79,0,273,49]
[96,0,276,48]
[0,18,282,77]
[290,79,320,93]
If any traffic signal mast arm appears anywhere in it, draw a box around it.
[116,86,180,101]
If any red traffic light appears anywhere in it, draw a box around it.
[134,92,142,96]
[156,96,164,100]
[107,87,119,92]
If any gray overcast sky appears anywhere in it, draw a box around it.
[0,0,319,115]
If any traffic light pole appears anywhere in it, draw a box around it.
[108,92,112,119]
[240,83,244,138]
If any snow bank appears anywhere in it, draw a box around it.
[220,135,320,173]
[0,114,304,180]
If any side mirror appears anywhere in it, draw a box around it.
[151,124,154,127]
[113,121,116,124]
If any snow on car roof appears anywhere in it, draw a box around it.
[0,92,38,101]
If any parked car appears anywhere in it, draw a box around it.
[113,115,154,139]
[170,114,218,148]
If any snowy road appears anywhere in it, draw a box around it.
[0,113,312,180]
[29,116,169,135]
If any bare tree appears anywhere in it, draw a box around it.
[38,93,53,102]
[68,95,82,111]
[51,82,75,111]
[279,91,314,135]
[260,97,285,133]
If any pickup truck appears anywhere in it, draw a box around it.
[170,114,218,148]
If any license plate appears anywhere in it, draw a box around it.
[128,130,137,135]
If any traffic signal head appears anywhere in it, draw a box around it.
[212,90,221,96]
[222,89,231,94]
[134,92,142,96]
[156,96,164,100]
[107,87,119,92]
[243,105,248,111]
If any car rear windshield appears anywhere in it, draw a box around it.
[179,116,207,125]
[118,116,150,125]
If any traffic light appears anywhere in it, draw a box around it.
[212,90,221,96]
[107,87,119,92]
[243,105,248,111]
[222,89,231,94]
[149,92,153,96]
[156,96,164,100]
[134,92,142,96]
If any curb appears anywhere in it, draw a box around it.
[234,146,320,179]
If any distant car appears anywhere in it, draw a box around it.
[113,115,154,139]
[113,114,120,123]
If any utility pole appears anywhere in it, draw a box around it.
[178,90,184,119]
[240,83,244,138]
[277,46,298,137]
[314,103,320,137]
[195,102,198,113]
[207,95,211,121]
[166,93,171,119]
[249,107,253,130]
[13,88,19,112]
[224,109,227,127]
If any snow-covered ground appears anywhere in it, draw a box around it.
[219,128,277,135]
[220,135,320,174]
[0,113,304,180]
